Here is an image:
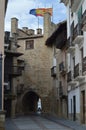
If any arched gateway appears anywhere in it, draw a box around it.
[15,88,43,116]
[22,91,40,114]
[15,88,51,117]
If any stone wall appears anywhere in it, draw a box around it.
[10,13,58,115]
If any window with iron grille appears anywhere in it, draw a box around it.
[25,40,34,50]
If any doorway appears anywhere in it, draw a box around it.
[81,90,85,123]
[73,96,76,121]
[22,91,39,114]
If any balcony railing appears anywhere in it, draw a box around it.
[67,46,75,53]
[68,22,83,45]
[59,82,67,99]
[74,63,79,78]
[4,93,16,100]
[82,57,86,73]
[59,86,63,97]
[17,59,25,70]
[73,24,82,39]
[82,10,86,31]
[67,71,72,82]
[51,66,56,77]
[9,66,22,76]
[73,23,83,44]
[74,63,85,82]
[59,62,66,75]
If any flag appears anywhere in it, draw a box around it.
[29,9,37,16]
[29,8,52,17]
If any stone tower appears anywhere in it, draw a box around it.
[10,13,57,116]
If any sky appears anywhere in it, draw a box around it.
[5,0,66,31]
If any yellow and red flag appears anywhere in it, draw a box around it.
[29,8,52,17]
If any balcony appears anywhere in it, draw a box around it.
[82,57,86,74]
[82,10,86,31]
[8,66,22,77]
[67,44,75,54]
[73,24,84,45]
[67,37,75,54]
[74,63,85,81]
[59,86,63,98]
[5,93,16,100]
[5,50,23,57]
[59,84,67,99]
[67,71,77,86]
[17,59,25,70]
[51,66,56,77]
[4,31,23,57]
[59,62,66,75]
[71,0,82,12]
[67,71,72,82]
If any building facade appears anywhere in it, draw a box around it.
[4,30,23,117]
[0,0,8,129]
[61,0,86,124]
[4,13,58,117]
[46,21,68,118]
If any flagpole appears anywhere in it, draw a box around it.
[38,16,39,29]
[38,6,39,29]
[52,4,53,23]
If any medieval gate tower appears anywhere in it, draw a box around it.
[10,13,57,117]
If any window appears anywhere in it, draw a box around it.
[80,48,83,61]
[25,40,34,50]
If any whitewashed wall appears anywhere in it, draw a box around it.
[68,87,80,114]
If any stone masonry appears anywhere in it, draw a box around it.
[10,13,58,117]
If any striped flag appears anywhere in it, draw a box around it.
[29,8,52,17]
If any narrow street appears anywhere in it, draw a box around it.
[5,115,72,130]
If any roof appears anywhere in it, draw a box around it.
[45,21,67,47]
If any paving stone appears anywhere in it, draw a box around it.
[5,115,73,130]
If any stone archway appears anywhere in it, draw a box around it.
[22,91,40,114]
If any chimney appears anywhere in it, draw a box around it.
[22,27,28,33]
[11,17,18,35]
[27,29,35,35]
[37,28,42,35]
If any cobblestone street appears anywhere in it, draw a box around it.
[5,115,72,130]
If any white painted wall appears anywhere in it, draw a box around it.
[84,32,86,57]
[75,45,80,65]
[68,87,80,114]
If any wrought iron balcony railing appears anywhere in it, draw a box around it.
[67,71,72,82]
[5,66,22,77]
[72,23,83,44]
[59,62,66,75]
[82,57,86,73]
[74,63,85,82]
[74,63,79,78]
[59,81,67,99]
[59,86,63,97]
[82,9,86,31]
